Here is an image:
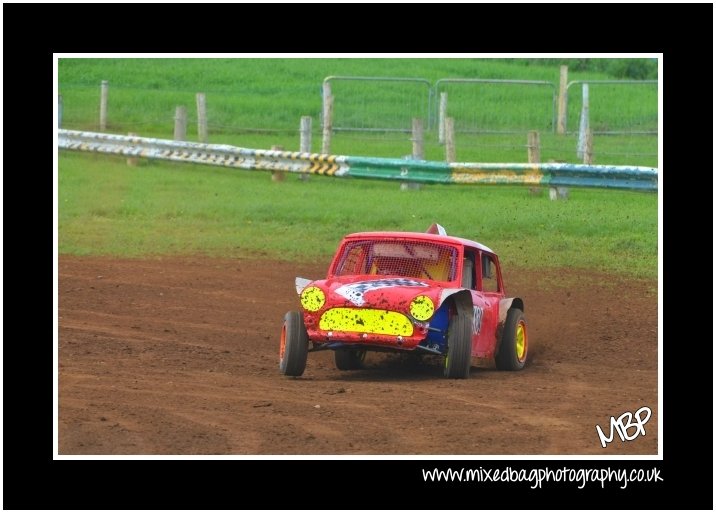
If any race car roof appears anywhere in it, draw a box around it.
[342,231,495,255]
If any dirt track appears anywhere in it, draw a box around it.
[58,255,658,455]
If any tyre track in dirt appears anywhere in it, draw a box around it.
[58,255,658,455]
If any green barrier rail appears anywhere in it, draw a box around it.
[58,130,657,191]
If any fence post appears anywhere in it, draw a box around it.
[196,93,208,143]
[299,116,312,181]
[127,132,139,166]
[527,130,540,164]
[527,130,544,196]
[401,118,424,191]
[556,65,568,135]
[174,106,187,141]
[445,117,456,162]
[99,80,109,131]
[300,115,312,153]
[271,144,285,182]
[58,93,63,128]
[438,92,448,144]
[411,118,425,160]
[583,128,594,165]
[577,83,590,159]
[321,82,333,154]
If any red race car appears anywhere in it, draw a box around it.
[280,224,527,379]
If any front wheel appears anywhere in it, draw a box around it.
[335,348,366,370]
[495,308,527,371]
[444,310,472,379]
[279,311,309,376]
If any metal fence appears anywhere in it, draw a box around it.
[565,80,657,134]
[322,76,657,136]
[322,76,432,133]
[58,75,658,167]
[433,79,557,134]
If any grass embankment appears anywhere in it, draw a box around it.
[59,152,657,279]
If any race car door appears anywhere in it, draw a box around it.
[463,249,498,359]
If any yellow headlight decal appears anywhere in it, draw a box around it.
[410,295,435,321]
[319,308,413,336]
[300,286,326,312]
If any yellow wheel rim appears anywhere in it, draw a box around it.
[515,320,527,361]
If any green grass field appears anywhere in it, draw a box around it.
[58,151,657,279]
[58,58,658,279]
[58,57,658,167]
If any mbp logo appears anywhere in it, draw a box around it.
[596,406,652,448]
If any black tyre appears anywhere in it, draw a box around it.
[443,310,472,379]
[495,308,528,371]
[279,311,309,376]
[334,348,366,370]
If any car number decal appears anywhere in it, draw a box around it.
[473,306,484,335]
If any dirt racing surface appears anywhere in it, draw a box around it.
[58,255,658,455]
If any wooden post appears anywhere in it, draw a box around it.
[583,128,593,165]
[445,117,456,162]
[527,130,540,164]
[577,83,590,159]
[299,116,312,181]
[438,92,448,144]
[58,93,63,128]
[99,80,109,131]
[547,159,567,200]
[174,106,187,141]
[411,118,424,160]
[527,131,543,196]
[127,132,138,166]
[556,65,568,135]
[401,118,424,190]
[270,145,285,182]
[196,93,208,143]
[300,116,312,153]
[321,82,333,154]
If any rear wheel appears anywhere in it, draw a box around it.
[495,308,527,371]
[335,348,367,370]
[443,310,472,379]
[279,311,309,376]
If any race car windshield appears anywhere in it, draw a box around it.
[333,240,458,282]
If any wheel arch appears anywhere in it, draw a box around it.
[439,289,473,315]
[499,297,524,324]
